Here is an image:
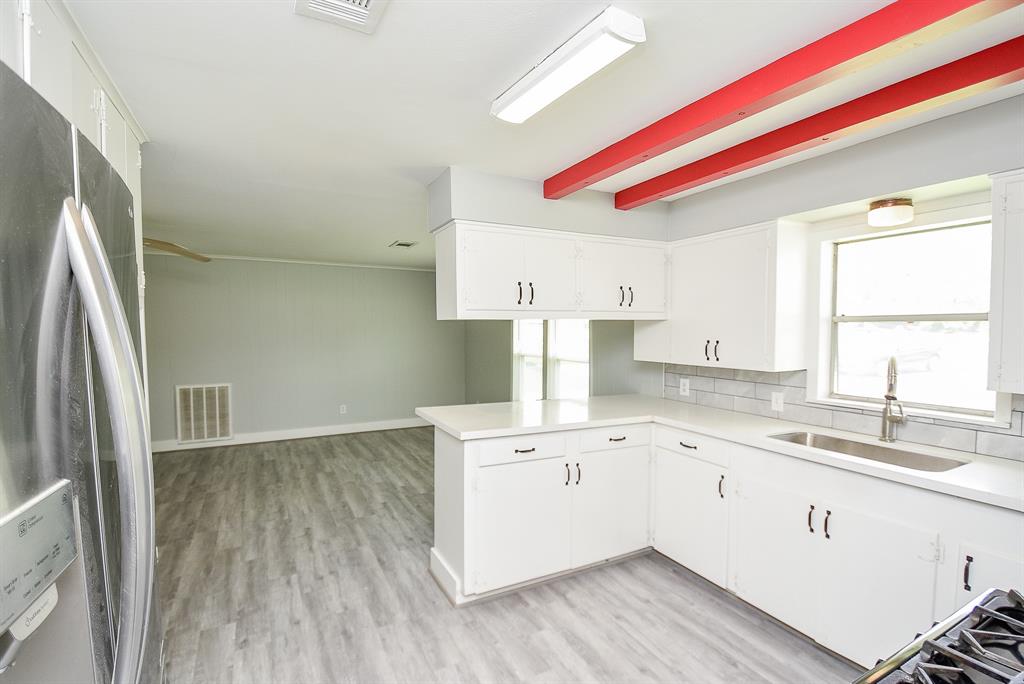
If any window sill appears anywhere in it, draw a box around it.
[804,396,1011,430]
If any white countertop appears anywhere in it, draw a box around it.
[416,394,1024,513]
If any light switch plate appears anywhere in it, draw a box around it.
[771,392,784,412]
[679,379,690,396]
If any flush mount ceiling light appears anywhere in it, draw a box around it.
[491,7,646,124]
[868,198,914,227]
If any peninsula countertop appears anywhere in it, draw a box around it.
[416,394,1024,513]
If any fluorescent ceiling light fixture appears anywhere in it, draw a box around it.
[868,198,914,227]
[491,7,646,124]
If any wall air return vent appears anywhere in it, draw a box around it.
[176,384,232,444]
[388,240,418,249]
[294,0,390,34]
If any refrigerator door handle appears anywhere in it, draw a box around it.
[62,198,154,684]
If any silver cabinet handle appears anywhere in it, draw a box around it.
[679,441,697,450]
[64,198,154,684]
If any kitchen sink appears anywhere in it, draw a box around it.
[769,432,967,472]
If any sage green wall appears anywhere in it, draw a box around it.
[590,321,664,397]
[465,320,512,403]
[145,256,467,443]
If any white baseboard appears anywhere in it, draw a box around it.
[151,416,429,453]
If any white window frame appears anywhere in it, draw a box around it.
[511,320,590,401]
[806,191,1013,427]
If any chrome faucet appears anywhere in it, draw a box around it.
[880,356,906,443]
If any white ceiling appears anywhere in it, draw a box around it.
[66,0,1021,269]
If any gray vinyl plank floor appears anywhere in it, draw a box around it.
[154,427,863,684]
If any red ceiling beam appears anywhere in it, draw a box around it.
[613,36,1024,210]
[543,0,1022,200]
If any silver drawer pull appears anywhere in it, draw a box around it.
[514,448,535,454]
[679,441,698,450]
[609,436,627,442]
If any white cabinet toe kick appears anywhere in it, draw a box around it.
[428,421,1024,670]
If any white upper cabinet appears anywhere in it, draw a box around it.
[71,46,101,148]
[578,240,666,314]
[988,169,1024,393]
[634,220,808,371]
[434,220,668,320]
[26,0,72,118]
[102,92,128,180]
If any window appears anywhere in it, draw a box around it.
[831,221,994,415]
[512,320,590,401]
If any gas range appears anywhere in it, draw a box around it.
[856,588,1024,684]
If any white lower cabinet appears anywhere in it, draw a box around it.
[732,472,939,668]
[814,503,938,668]
[653,447,729,587]
[435,422,1023,669]
[474,457,573,593]
[572,446,650,568]
[472,435,651,594]
[732,477,820,638]
[953,542,1024,608]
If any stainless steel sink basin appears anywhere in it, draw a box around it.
[769,432,967,472]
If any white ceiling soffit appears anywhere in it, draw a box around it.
[294,0,390,34]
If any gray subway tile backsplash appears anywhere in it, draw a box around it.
[662,366,1024,461]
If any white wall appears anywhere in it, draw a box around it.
[429,166,669,240]
[668,96,1024,239]
[145,255,467,446]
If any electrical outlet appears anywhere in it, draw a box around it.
[679,378,690,396]
[771,392,784,412]
[339,404,347,416]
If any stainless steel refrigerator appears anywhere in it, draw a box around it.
[0,60,162,684]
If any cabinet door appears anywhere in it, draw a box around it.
[523,233,577,312]
[815,504,938,668]
[579,241,665,314]
[462,229,525,312]
[571,446,650,568]
[671,230,770,368]
[954,543,1024,607]
[989,171,1024,393]
[621,244,666,313]
[71,47,101,148]
[474,458,571,593]
[578,241,625,312]
[102,93,127,179]
[653,448,729,587]
[27,0,72,117]
[732,477,819,637]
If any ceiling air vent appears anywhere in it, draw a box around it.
[388,240,418,249]
[294,0,390,34]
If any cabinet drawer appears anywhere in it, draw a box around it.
[655,427,730,468]
[580,425,651,452]
[477,432,567,467]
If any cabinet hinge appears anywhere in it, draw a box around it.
[137,148,143,170]
[18,0,31,22]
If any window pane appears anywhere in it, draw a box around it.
[835,223,991,316]
[547,320,589,400]
[834,320,995,413]
[512,320,544,402]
